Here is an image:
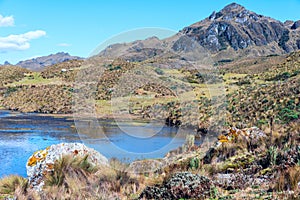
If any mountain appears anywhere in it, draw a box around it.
[16,52,83,71]
[181,3,300,57]
[98,3,300,62]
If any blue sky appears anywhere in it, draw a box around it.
[0,0,300,64]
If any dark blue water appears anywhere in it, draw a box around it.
[0,110,195,178]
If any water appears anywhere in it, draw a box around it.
[0,110,196,178]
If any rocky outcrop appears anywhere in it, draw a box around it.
[17,52,83,71]
[139,172,214,199]
[204,127,267,164]
[26,143,108,191]
[291,20,300,30]
[98,3,300,62]
[181,3,300,54]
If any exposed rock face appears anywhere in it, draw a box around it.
[17,52,83,71]
[26,143,108,191]
[98,3,300,61]
[291,20,300,30]
[181,3,299,54]
[139,172,213,199]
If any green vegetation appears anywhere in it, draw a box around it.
[0,49,300,199]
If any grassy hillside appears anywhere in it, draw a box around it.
[0,52,299,126]
[0,52,299,199]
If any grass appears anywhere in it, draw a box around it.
[8,72,62,86]
[44,154,97,187]
[0,175,27,195]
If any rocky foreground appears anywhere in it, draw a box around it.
[0,123,299,199]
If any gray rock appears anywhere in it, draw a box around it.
[291,20,300,29]
[139,172,213,199]
[26,143,108,191]
[97,3,300,61]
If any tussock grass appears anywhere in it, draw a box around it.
[0,175,27,195]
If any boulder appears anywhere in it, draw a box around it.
[26,143,108,191]
[216,126,267,147]
[204,127,267,163]
[128,159,163,174]
[139,172,213,199]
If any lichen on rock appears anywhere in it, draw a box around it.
[26,143,108,191]
[139,172,214,199]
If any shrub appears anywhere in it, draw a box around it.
[189,157,200,170]
[267,146,278,166]
[154,68,164,75]
[279,108,299,123]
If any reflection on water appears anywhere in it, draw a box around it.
[0,110,196,178]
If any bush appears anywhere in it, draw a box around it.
[267,146,278,166]
[154,68,164,75]
[279,108,299,122]
[189,157,200,170]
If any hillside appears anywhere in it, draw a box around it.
[0,3,299,199]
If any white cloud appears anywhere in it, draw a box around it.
[0,14,14,27]
[57,43,71,47]
[0,30,46,51]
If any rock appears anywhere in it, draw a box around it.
[217,127,267,145]
[26,143,108,191]
[204,127,267,163]
[179,3,299,55]
[214,172,269,190]
[139,172,213,199]
[291,20,300,29]
[127,159,163,174]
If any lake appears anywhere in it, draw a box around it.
[0,110,196,178]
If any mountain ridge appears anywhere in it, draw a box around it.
[97,3,300,62]
[15,52,83,71]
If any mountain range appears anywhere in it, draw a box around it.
[3,3,300,70]
[98,3,300,62]
[14,52,83,71]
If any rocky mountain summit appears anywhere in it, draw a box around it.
[16,52,83,71]
[181,3,300,55]
[98,3,300,62]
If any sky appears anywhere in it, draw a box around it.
[0,0,300,64]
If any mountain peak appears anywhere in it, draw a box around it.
[98,3,300,62]
[208,3,252,22]
[222,3,245,12]
[181,3,300,56]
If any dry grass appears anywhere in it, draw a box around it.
[0,175,27,195]
[44,155,97,187]
[275,166,300,192]
[8,155,145,199]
